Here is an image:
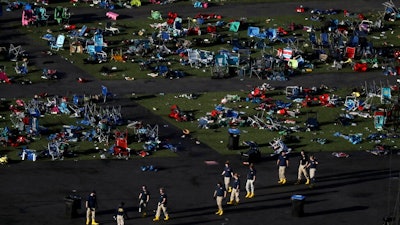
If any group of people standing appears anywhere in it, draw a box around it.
[83,150,318,224]
[277,150,319,187]
[84,186,169,225]
[213,161,257,216]
[138,185,169,222]
[214,150,318,217]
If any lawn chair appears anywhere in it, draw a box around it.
[54,6,70,24]
[34,6,49,26]
[229,21,240,32]
[381,87,392,104]
[211,53,229,78]
[111,49,124,62]
[101,85,113,103]
[187,49,201,68]
[247,26,260,38]
[50,34,65,51]
[250,57,266,79]
[309,32,319,49]
[269,137,291,156]
[374,110,386,131]
[113,130,130,158]
[130,0,141,7]
[21,5,36,26]
[345,46,356,59]
[15,60,28,75]
[149,10,162,20]
[0,70,11,84]
[305,111,319,131]
[320,32,330,48]
[105,22,120,35]
[69,25,87,39]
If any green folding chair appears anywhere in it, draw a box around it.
[229,21,240,32]
[149,10,162,20]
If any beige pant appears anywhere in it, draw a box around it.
[155,203,168,218]
[309,168,316,180]
[278,166,286,180]
[297,164,309,180]
[117,215,124,225]
[216,196,223,211]
[224,177,231,190]
[245,179,254,193]
[229,188,240,202]
[86,208,96,221]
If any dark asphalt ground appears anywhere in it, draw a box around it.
[0,1,400,225]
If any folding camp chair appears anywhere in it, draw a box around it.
[8,44,25,62]
[345,46,356,59]
[187,49,201,68]
[101,85,113,102]
[130,0,141,7]
[229,21,240,32]
[54,6,70,24]
[250,58,266,79]
[22,5,36,26]
[320,32,330,47]
[69,25,87,39]
[211,53,229,78]
[381,87,392,104]
[247,26,260,38]
[149,10,162,20]
[0,70,11,83]
[282,47,293,61]
[105,22,120,34]
[50,34,65,51]
[374,111,386,131]
[34,6,49,25]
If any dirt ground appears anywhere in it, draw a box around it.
[0,1,400,225]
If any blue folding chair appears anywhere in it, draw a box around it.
[101,85,113,103]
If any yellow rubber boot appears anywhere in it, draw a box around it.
[218,210,224,216]
[245,192,250,198]
[281,179,287,184]
[227,200,234,205]
[91,221,99,225]
[86,219,90,225]
[248,192,254,198]
[153,217,160,221]
[278,179,283,184]
[164,215,169,221]
[215,210,221,215]
[305,179,310,185]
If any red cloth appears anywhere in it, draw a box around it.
[353,63,368,72]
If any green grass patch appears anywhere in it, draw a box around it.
[133,89,399,156]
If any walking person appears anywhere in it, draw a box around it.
[213,182,227,215]
[138,185,150,217]
[277,151,289,184]
[245,163,256,198]
[85,190,99,225]
[153,187,169,221]
[221,160,234,192]
[295,150,310,185]
[307,154,319,188]
[114,202,128,225]
[227,173,240,205]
